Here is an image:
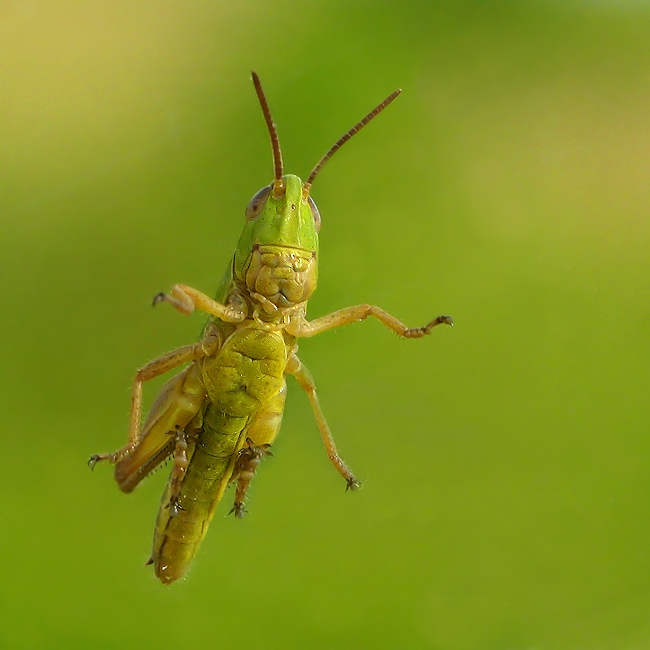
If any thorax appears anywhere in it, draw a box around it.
[200,324,293,417]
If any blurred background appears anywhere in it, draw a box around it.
[1,1,649,648]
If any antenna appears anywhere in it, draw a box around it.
[251,71,284,195]
[303,89,401,198]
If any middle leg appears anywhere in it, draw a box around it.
[287,354,360,491]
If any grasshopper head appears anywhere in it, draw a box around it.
[234,72,400,314]
[233,174,320,310]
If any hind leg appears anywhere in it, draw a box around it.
[111,363,207,493]
[89,337,217,470]
[228,383,286,517]
[229,440,273,518]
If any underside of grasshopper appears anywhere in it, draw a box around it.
[89,72,452,584]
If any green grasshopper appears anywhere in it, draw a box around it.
[89,72,452,584]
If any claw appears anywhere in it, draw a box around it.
[88,453,114,470]
[242,439,273,459]
[167,499,185,518]
[152,292,166,307]
[228,503,247,519]
[345,477,361,492]
[404,314,454,338]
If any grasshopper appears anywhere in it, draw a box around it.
[89,72,453,584]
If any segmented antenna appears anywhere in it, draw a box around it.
[251,71,284,195]
[303,89,402,198]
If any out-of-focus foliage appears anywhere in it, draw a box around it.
[1,1,649,648]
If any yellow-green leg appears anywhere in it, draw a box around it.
[153,283,248,322]
[228,383,286,517]
[287,304,452,338]
[165,426,195,518]
[88,339,214,469]
[229,440,273,519]
[287,354,360,490]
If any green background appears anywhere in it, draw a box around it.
[2,1,649,648]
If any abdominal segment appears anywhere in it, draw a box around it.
[150,326,288,584]
[151,406,249,584]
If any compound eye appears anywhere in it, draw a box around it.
[245,185,272,221]
[308,196,321,233]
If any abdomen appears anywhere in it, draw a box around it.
[151,326,287,584]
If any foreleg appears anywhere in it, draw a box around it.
[287,304,452,339]
[152,284,247,323]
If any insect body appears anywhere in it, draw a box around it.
[90,72,452,584]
